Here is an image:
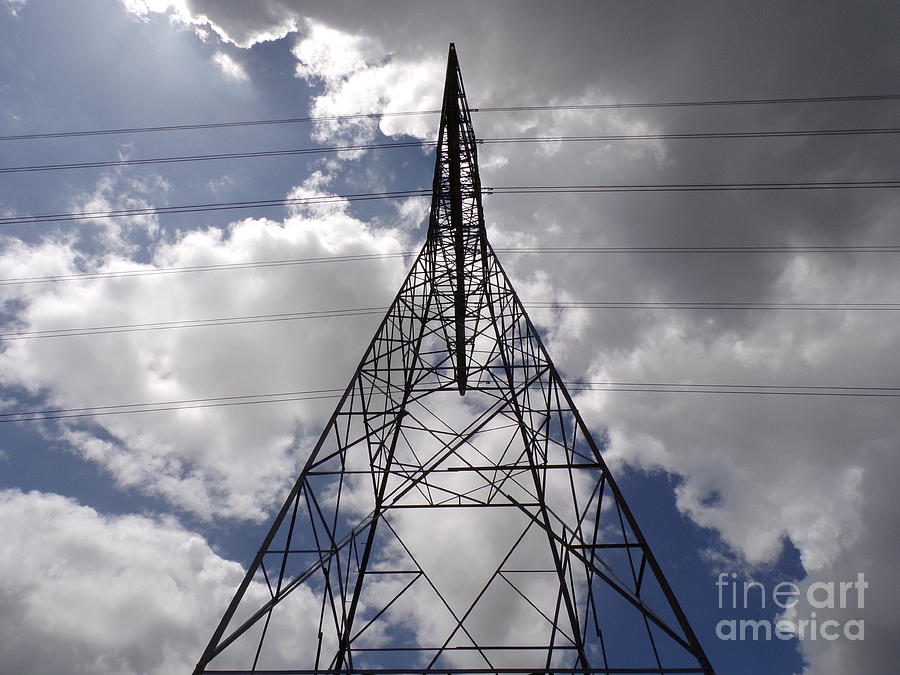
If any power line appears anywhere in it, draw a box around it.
[5,180,900,227]
[4,300,898,341]
[0,307,390,340]
[3,244,897,288]
[476,93,900,113]
[531,301,900,311]
[0,389,346,423]
[5,93,899,142]
[4,379,898,423]
[6,127,900,175]
[0,251,417,287]
[0,110,444,142]
[0,140,435,175]
[480,127,900,145]
[0,190,431,226]
[568,380,900,392]
[486,181,900,195]
[564,384,900,398]
[509,245,900,254]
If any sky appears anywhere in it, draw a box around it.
[0,1,899,673]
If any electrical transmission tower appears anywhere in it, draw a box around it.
[195,44,714,675]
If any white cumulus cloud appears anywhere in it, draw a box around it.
[211,51,249,82]
[0,489,239,674]
[0,172,411,521]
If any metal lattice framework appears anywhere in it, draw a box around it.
[195,44,714,675]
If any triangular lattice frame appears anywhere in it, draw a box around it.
[195,43,714,675]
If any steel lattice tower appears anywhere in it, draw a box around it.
[195,44,714,675]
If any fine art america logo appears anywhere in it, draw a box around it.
[715,572,867,641]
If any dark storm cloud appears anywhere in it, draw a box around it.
[209,0,900,337]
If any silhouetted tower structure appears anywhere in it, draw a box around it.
[195,44,714,675]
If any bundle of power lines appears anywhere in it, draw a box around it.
[2,91,898,420]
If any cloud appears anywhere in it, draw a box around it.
[291,20,443,146]
[263,9,900,671]
[10,2,900,672]
[0,489,239,674]
[64,170,167,255]
[119,0,193,27]
[790,439,900,672]
[570,247,900,569]
[118,4,445,143]
[211,51,249,82]
[119,0,299,47]
[2,0,28,17]
[0,172,410,521]
[0,488,334,673]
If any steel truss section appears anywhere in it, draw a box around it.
[195,43,714,675]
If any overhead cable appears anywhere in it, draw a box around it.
[5,93,899,142]
[0,306,390,340]
[0,140,436,175]
[0,190,431,226]
[4,300,898,341]
[0,252,416,287]
[529,301,900,311]
[3,244,898,288]
[6,127,900,175]
[481,128,900,144]
[0,388,346,423]
[486,181,900,195]
[4,380,899,423]
[476,93,900,113]
[508,245,900,254]
[0,110,443,142]
[4,180,900,227]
